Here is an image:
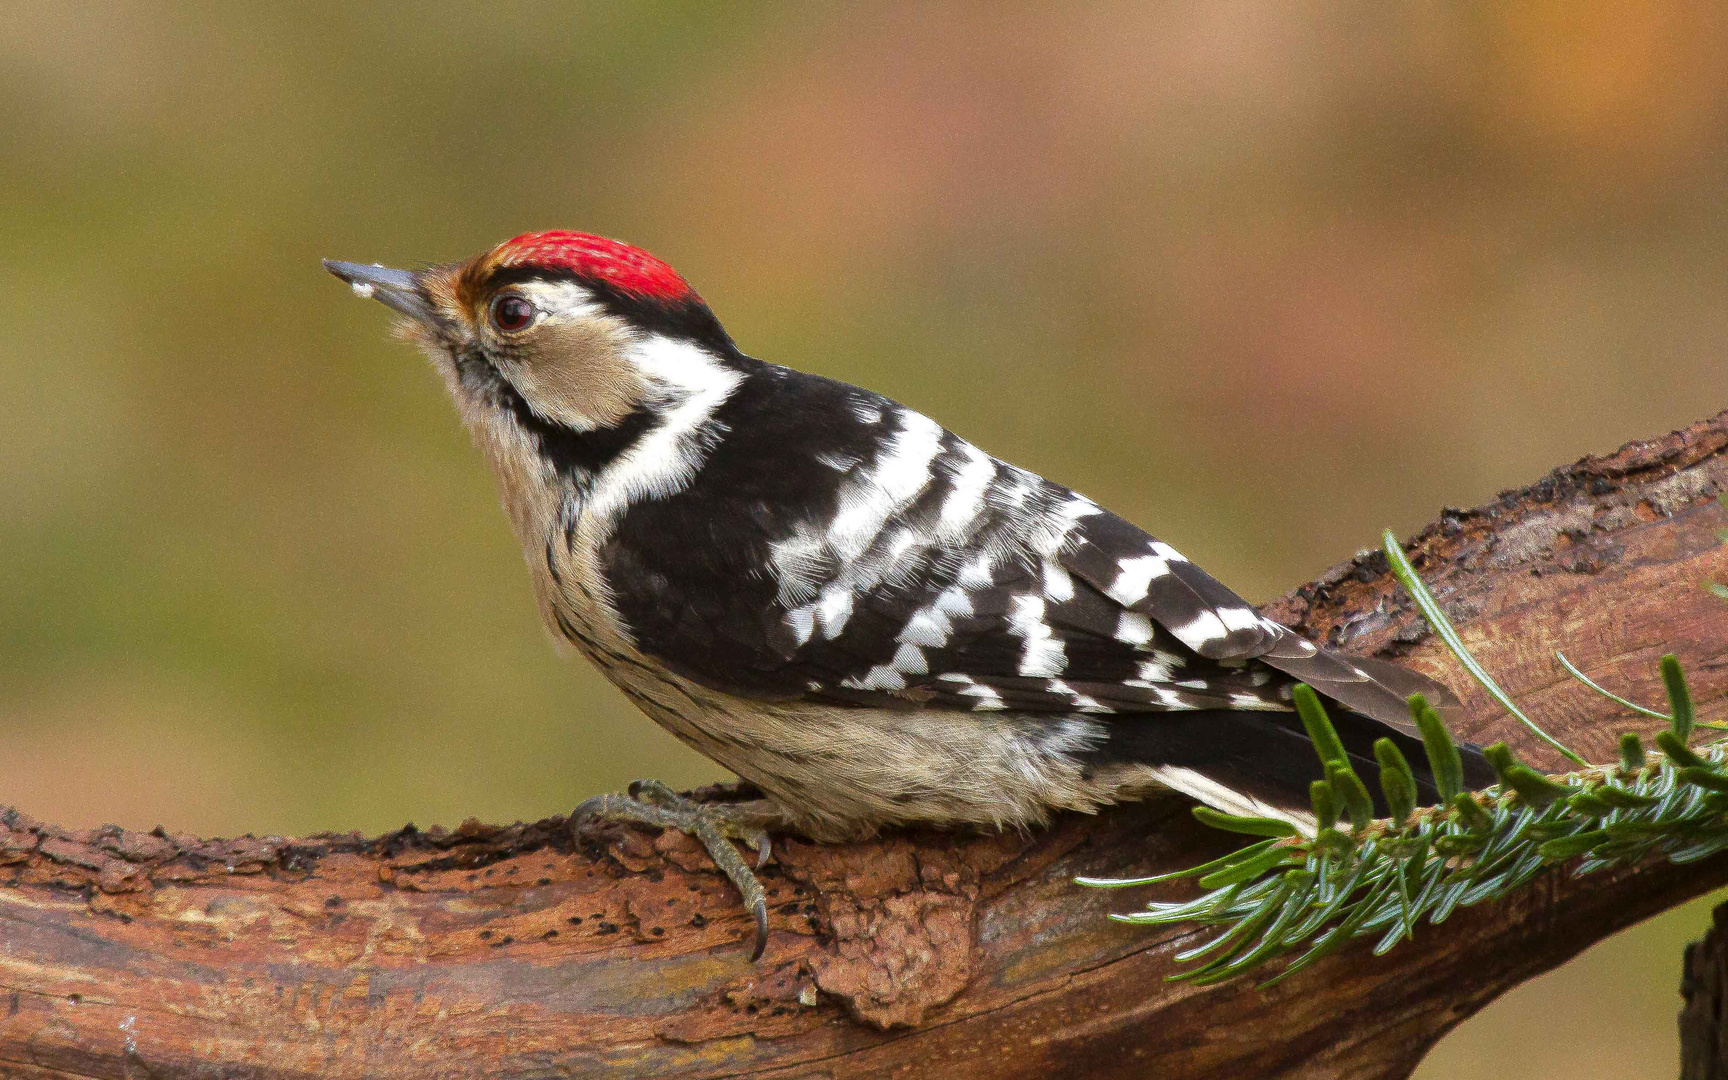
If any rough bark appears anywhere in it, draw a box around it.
[1,411,1724,1080]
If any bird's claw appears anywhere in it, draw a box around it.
[574,780,778,960]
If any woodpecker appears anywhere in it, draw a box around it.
[326,232,1491,958]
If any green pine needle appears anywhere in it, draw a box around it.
[1663,655,1697,741]
[1381,530,1588,766]
[1554,650,1673,722]
[1410,694,1464,801]
[1077,522,1726,984]
[1081,694,1728,985]
[1192,806,1301,838]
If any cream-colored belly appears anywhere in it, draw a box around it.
[538,520,1164,841]
[586,644,1161,841]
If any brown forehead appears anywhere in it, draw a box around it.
[404,255,490,324]
[451,251,502,311]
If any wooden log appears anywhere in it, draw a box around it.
[0,410,1724,1080]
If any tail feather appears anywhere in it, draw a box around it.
[1252,632,1496,792]
[1093,701,1493,836]
[1256,636,1419,733]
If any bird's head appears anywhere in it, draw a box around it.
[325,231,738,446]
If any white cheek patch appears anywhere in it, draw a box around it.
[579,332,743,530]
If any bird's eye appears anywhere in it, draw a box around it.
[489,294,535,333]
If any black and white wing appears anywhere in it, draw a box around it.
[601,366,1479,819]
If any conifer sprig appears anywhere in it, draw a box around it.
[1078,522,1727,985]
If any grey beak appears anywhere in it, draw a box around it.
[323,259,435,324]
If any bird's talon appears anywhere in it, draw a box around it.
[749,896,769,961]
[574,780,781,960]
[627,778,682,808]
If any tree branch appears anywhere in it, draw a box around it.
[1681,899,1728,1079]
[2,411,1724,1080]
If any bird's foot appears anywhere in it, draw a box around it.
[573,779,783,960]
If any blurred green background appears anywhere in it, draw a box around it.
[3,3,1726,1074]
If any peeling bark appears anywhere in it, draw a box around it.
[0,411,1724,1079]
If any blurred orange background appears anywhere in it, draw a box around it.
[3,4,1726,1074]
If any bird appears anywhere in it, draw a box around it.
[325,231,1491,958]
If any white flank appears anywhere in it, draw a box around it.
[1229,692,1284,710]
[990,467,1037,509]
[880,526,918,566]
[1060,494,1101,524]
[815,450,860,471]
[1048,679,1110,713]
[1033,492,1102,555]
[1122,681,1196,708]
[767,532,828,605]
